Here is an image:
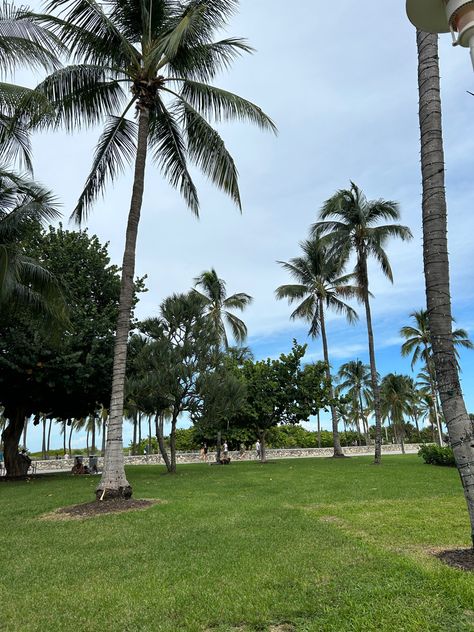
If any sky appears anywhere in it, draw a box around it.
[21,0,474,452]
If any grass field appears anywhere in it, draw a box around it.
[1,455,473,631]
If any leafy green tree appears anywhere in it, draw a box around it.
[35,0,275,499]
[138,292,221,472]
[276,236,358,457]
[233,342,329,461]
[313,182,412,464]
[193,268,252,348]
[0,226,122,476]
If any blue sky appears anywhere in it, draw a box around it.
[21,0,474,452]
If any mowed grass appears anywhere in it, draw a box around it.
[1,456,473,632]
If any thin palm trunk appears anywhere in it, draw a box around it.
[317,410,321,448]
[359,391,369,445]
[138,412,142,445]
[86,428,89,454]
[22,418,27,449]
[148,416,152,456]
[42,417,46,459]
[96,106,150,500]
[417,30,474,545]
[47,418,52,456]
[91,416,96,453]
[101,418,107,456]
[319,298,344,457]
[63,420,67,454]
[424,345,443,445]
[132,413,137,455]
[361,271,383,463]
[68,422,73,455]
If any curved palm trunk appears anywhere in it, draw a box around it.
[68,422,73,455]
[360,270,383,464]
[417,31,474,545]
[319,299,344,457]
[96,106,150,500]
[41,417,47,459]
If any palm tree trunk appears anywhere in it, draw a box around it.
[42,417,47,459]
[216,430,222,463]
[317,410,321,448]
[138,412,142,446]
[425,349,443,445]
[2,406,28,477]
[47,418,52,456]
[170,414,178,474]
[91,416,96,454]
[63,420,67,454]
[359,391,369,445]
[101,418,107,456]
[22,418,28,449]
[148,416,152,456]
[86,429,89,455]
[360,270,383,464]
[96,106,150,500]
[417,31,474,546]
[132,413,137,455]
[68,422,73,455]
[319,298,344,457]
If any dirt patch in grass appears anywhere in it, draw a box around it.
[40,498,161,521]
[435,548,474,571]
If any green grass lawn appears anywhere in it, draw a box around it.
[1,455,473,631]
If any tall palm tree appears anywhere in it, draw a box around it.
[337,360,372,445]
[35,0,275,499]
[313,183,412,464]
[275,236,359,457]
[193,268,252,348]
[400,309,472,444]
[416,30,474,546]
[380,374,412,455]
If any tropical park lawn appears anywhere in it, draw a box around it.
[1,455,473,632]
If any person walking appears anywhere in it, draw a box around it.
[256,440,261,460]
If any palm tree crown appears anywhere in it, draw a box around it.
[275,236,358,337]
[36,0,276,221]
[193,268,252,347]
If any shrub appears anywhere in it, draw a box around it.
[418,444,455,467]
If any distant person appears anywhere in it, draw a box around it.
[239,443,245,459]
[203,443,208,463]
[256,440,261,460]
[64,452,69,460]
[223,441,228,459]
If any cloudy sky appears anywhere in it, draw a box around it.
[24,0,474,452]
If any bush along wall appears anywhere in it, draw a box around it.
[418,444,455,467]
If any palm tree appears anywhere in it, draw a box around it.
[337,360,372,445]
[416,30,474,546]
[0,170,62,315]
[400,309,472,444]
[35,0,275,499]
[380,374,412,455]
[313,183,412,464]
[275,236,359,457]
[193,269,252,348]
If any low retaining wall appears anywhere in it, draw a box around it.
[33,444,422,472]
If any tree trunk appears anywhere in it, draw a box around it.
[91,416,96,454]
[216,430,222,463]
[101,418,107,457]
[148,416,152,456]
[42,417,47,459]
[169,414,178,474]
[1,406,28,477]
[68,422,73,455]
[317,410,321,448]
[96,106,150,500]
[47,418,52,457]
[132,413,137,455]
[260,431,267,462]
[425,347,444,445]
[63,420,67,454]
[359,391,370,445]
[417,30,474,546]
[319,298,344,457]
[138,412,142,447]
[155,413,172,472]
[22,418,28,450]
[86,429,89,455]
[360,267,383,464]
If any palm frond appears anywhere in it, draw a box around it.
[223,292,252,310]
[72,109,137,223]
[179,80,277,132]
[224,309,247,343]
[36,65,128,131]
[148,103,199,215]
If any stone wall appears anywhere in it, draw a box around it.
[32,444,422,472]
